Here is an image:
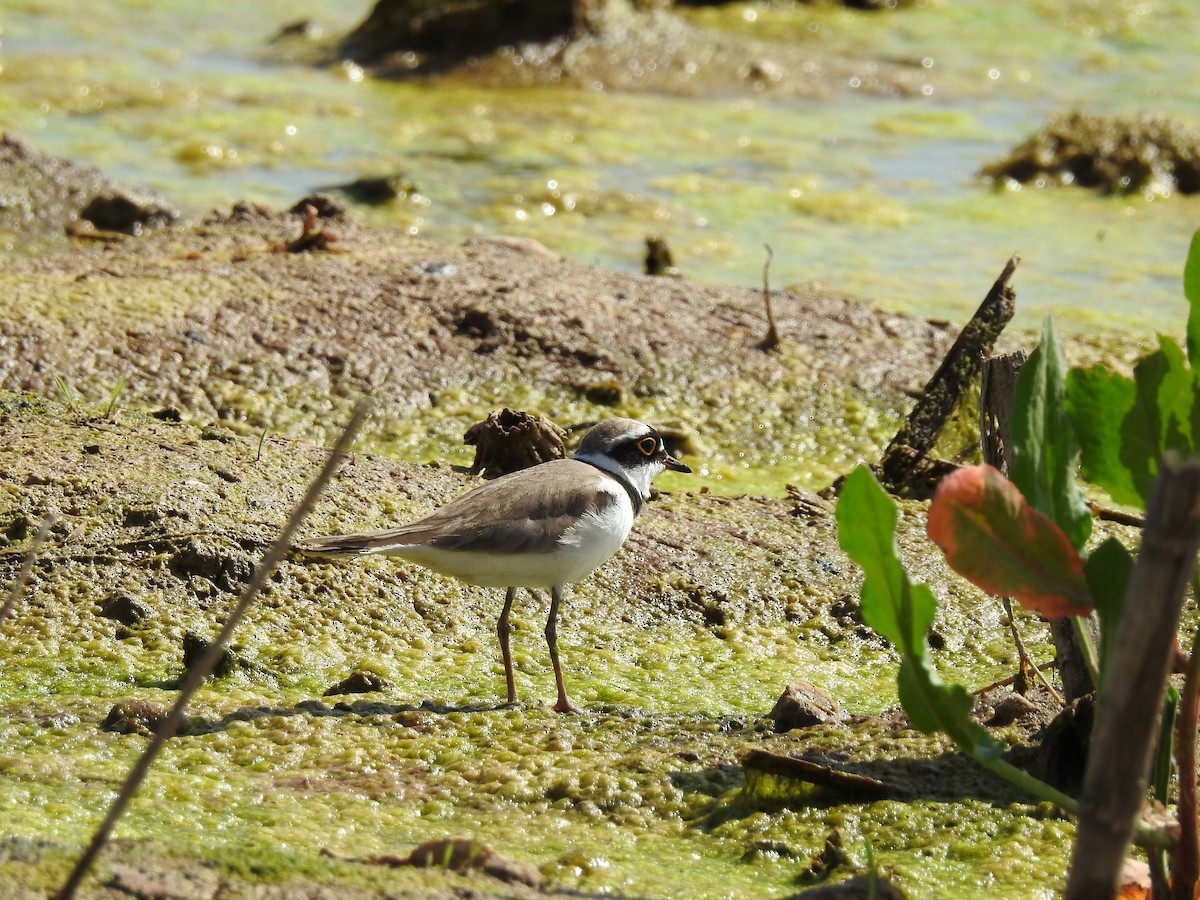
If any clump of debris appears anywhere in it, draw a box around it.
[980,111,1200,197]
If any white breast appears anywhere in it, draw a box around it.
[551,479,636,583]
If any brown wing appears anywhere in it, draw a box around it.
[296,459,616,557]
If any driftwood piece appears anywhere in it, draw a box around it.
[463,408,566,478]
[979,351,1026,475]
[880,257,1018,496]
[1065,457,1200,900]
[742,749,894,799]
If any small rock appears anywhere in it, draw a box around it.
[122,506,162,527]
[209,465,239,484]
[328,173,418,205]
[372,838,543,889]
[414,260,457,277]
[324,671,391,696]
[786,484,836,519]
[481,853,543,888]
[741,839,804,863]
[987,692,1038,727]
[98,593,150,626]
[101,700,178,736]
[80,192,177,235]
[182,631,242,678]
[3,514,34,544]
[455,307,496,338]
[199,426,234,443]
[980,111,1200,196]
[37,712,80,729]
[768,681,845,732]
[169,540,252,591]
[579,380,623,406]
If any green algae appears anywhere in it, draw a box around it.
[0,695,1074,897]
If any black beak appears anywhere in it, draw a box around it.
[662,451,691,474]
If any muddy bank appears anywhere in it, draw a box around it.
[0,189,974,494]
[0,134,179,250]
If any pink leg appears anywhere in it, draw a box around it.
[497,587,517,704]
[545,585,580,714]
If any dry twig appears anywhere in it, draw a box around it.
[57,400,371,899]
[0,514,55,622]
[757,243,781,350]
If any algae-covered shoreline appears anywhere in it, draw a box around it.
[0,5,1178,888]
[0,178,1150,896]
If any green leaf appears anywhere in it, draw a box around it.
[1150,336,1195,452]
[837,465,1004,762]
[1010,315,1092,549]
[1066,365,1141,507]
[1119,353,1166,504]
[927,465,1093,618]
[1083,537,1134,677]
[1119,338,1199,503]
[837,466,934,648]
[1185,228,1200,366]
[898,657,1001,760]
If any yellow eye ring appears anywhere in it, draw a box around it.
[637,437,657,457]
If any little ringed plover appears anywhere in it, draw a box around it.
[297,417,690,713]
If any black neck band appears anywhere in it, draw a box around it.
[579,459,644,515]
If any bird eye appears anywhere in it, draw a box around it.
[637,437,657,457]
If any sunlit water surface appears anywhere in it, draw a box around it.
[2,0,1199,332]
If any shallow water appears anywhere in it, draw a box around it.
[2,0,1200,333]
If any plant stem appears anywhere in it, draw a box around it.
[1152,686,1179,899]
[977,755,1077,813]
[1171,617,1200,899]
[1069,613,1101,691]
[1067,458,1200,899]
[1003,596,1065,705]
[0,515,55,622]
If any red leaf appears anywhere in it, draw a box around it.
[927,465,1094,618]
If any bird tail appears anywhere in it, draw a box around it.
[293,527,421,558]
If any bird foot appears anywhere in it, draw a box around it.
[552,698,582,714]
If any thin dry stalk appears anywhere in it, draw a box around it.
[0,514,55,622]
[57,400,371,900]
[1002,596,1065,706]
[757,243,781,350]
